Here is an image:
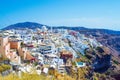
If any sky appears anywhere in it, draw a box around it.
[0,0,120,30]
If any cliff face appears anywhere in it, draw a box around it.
[97,35,120,54]
[95,35,120,62]
[79,30,120,56]
[79,30,120,77]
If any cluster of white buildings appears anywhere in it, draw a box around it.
[0,26,103,75]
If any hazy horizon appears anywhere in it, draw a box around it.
[1,0,120,30]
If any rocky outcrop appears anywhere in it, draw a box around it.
[93,54,111,73]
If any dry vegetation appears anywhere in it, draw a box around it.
[0,70,75,80]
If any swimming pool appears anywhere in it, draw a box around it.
[77,62,84,65]
[76,62,86,67]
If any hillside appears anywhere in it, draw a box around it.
[2,22,120,55]
[2,22,120,54]
[2,22,48,30]
[1,22,120,79]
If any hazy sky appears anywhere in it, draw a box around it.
[0,0,120,30]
